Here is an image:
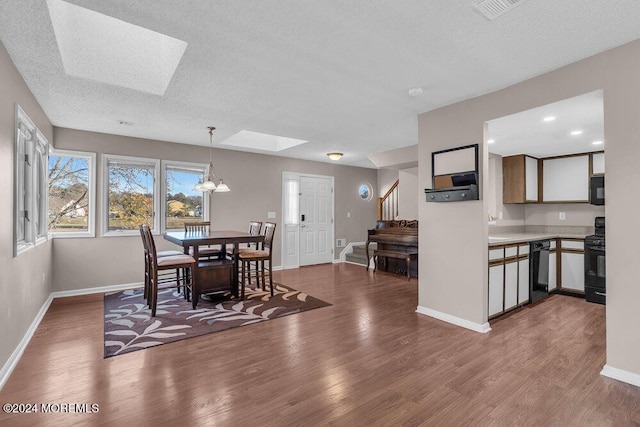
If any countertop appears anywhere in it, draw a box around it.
[488,226,591,246]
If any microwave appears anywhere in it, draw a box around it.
[590,175,604,205]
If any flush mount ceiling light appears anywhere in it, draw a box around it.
[193,127,230,193]
[543,116,556,122]
[408,87,424,97]
[570,130,583,136]
[327,152,343,161]
[487,139,495,144]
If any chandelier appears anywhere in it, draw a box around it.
[193,126,230,193]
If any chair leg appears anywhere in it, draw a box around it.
[176,268,181,292]
[150,272,158,317]
[260,259,266,293]
[241,260,246,300]
[268,259,273,296]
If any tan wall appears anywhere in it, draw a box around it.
[0,43,54,371]
[418,39,640,377]
[398,167,418,220]
[52,128,378,291]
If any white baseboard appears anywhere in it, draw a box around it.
[416,305,492,334]
[0,293,54,391]
[601,364,640,388]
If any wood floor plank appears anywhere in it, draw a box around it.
[0,263,639,426]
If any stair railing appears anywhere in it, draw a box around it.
[378,179,399,221]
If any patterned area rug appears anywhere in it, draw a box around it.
[104,282,330,358]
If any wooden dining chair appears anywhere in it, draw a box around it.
[138,224,184,302]
[142,224,197,316]
[238,222,276,300]
[185,221,222,260]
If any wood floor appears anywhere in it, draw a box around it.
[1,263,639,426]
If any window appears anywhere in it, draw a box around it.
[48,149,96,237]
[14,105,49,256]
[162,161,208,231]
[283,176,299,225]
[359,183,373,201]
[103,154,160,236]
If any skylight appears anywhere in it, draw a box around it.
[220,131,308,152]
[47,0,187,96]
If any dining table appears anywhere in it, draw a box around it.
[163,230,264,307]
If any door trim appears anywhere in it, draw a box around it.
[281,171,335,268]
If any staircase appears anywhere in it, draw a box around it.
[345,243,375,266]
[378,179,399,220]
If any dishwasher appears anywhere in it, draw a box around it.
[529,240,550,303]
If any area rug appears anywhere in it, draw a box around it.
[104,283,330,358]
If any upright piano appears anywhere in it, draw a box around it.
[366,220,418,278]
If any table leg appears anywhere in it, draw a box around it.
[232,243,240,298]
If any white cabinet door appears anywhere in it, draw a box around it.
[525,156,538,202]
[543,155,590,202]
[489,264,504,317]
[504,261,518,311]
[592,152,605,175]
[561,252,585,291]
[548,252,557,291]
[518,257,530,304]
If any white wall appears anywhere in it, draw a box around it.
[418,38,640,380]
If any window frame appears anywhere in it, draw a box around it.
[161,160,209,233]
[14,105,49,256]
[48,148,97,238]
[102,154,160,237]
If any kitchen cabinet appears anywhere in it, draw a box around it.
[542,155,589,202]
[487,243,529,319]
[488,264,504,317]
[548,240,557,291]
[560,239,585,292]
[592,152,605,175]
[503,155,539,203]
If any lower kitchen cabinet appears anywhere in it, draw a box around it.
[487,243,529,319]
[548,241,557,291]
[560,239,585,292]
[488,264,504,317]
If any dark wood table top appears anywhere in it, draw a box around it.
[163,230,263,247]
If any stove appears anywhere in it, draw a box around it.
[584,217,605,304]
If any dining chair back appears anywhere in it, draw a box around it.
[185,221,222,259]
[238,222,277,299]
[142,224,197,316]
[139,224,184,301]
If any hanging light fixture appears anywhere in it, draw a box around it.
[193,126,230,193]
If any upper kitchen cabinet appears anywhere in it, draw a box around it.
[502,154,539,203]
[592,152,605,175]
[542,154,589,202]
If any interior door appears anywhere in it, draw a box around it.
[299,175,333,266]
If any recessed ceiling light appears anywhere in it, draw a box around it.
[543,116,556,122]
[487,139,495,144]
[570,130,583,136]
[592,140,603,145]
[408,87,423,97]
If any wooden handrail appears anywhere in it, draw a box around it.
[381,179,399,201]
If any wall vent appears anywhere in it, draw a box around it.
[474,0,528,20]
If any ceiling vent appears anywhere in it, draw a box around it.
[474,0,528,20]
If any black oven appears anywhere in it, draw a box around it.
[584,217,605,304]
[589,175,604,205]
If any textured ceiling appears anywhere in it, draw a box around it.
[1,1,640,168]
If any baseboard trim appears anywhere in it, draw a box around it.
[416,305,491,334]
[0,293,54,391]
[601,364,640,388]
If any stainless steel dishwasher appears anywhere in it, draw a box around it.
[529,240,550,303]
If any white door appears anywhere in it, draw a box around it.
[299,175,333,266]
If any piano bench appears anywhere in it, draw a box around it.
[373,249,417,281]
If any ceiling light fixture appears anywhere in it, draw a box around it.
[487,139,495,144]
[327,152,343,161]
[570,130,583,136]
[592,140,603,145]
[408,87,423,97]
[543,116,556,122]
[193,126,230,193]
